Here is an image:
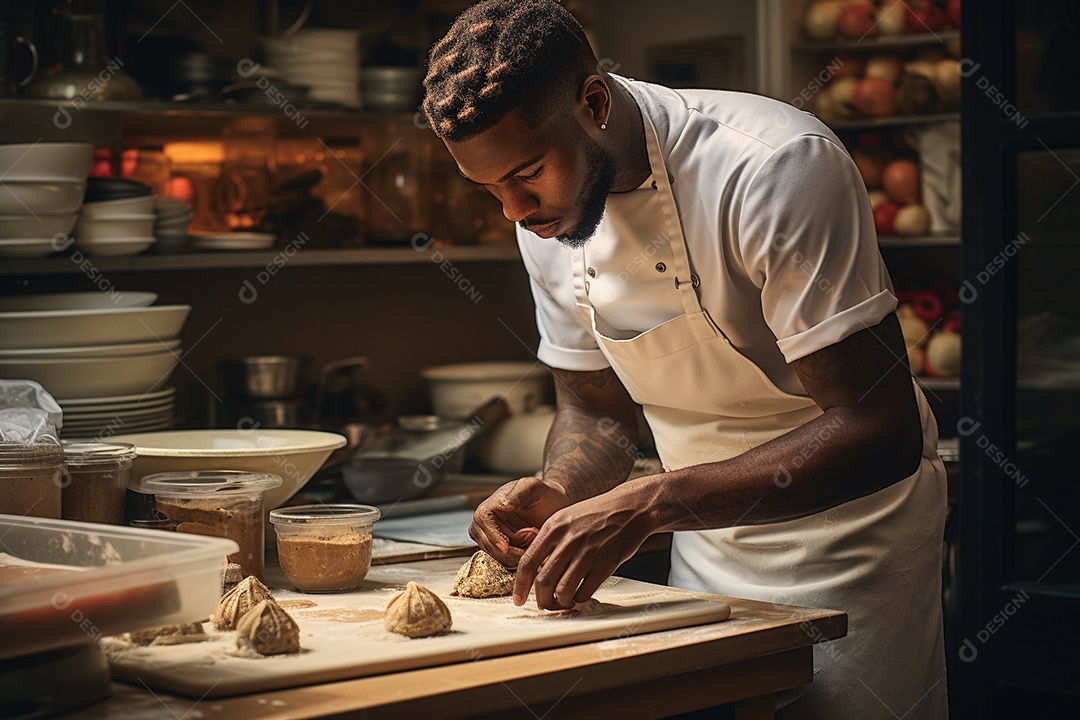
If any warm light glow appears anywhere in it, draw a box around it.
[163,141,225,165]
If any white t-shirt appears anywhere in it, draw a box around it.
[516,77,896,397]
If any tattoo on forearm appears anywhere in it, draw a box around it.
[543,406,636,503]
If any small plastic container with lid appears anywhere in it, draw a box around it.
[61,441,136,525]
[0,441,64,519]
[269,504,380,592]
[140,470,281,579]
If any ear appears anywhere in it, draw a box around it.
[579,75,611,131]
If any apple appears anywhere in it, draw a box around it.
[906,1,949,33]
[864,54,904,84]
[867,189,890,210]
[839,3,876,39]
[855,76,897,116]
[831,76,860,117]
[895,203,930,236]
[804,1,847,40]
[924,330,961,377]
[897,304,931,347]
[935,59,962,107]
[827,52,865,81]
[876,0,908,35]
[882,159,921,204]
[947,0,961,29]
[874,201,901,235]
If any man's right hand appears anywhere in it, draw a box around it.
[468,476,571,568]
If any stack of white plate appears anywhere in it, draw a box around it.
[262,29,361,107]
[75,178,157,256]
[153,197,193,252]
[0,292,191,437]
[0,143,92,258]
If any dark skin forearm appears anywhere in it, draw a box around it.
[541,368,640,504]
[514,313,927,608]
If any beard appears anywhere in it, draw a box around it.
[519,130,617,250]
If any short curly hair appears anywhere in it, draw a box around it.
[422,0,598,142]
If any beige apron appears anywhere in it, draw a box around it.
[571,105,948,718]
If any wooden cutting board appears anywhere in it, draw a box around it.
[104,557,731,699]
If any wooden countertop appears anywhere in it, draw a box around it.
[61,563,846,720]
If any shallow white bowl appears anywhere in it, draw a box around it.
[81,196,155,217]
[74,236,156,256]
[110,429,348,509]
[75,214,155,241]
[0,291,158,311]
[0,212,78,239]
[0,304,190,350]
[0,239,60,257]
[0,337,180,359]
[0,180,86,214]
[0,143,93,180]
[0,350,179,399]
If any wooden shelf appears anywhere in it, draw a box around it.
[0,244,521,276]
[916,376,960,391]
[793,30,960,53]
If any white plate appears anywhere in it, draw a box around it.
[0,350,179,399]
[0,291,158,312]
[0,239,60,257]
[64,400,174,417]
[65,407,173,423]
[65,405,173,422]
[74,236,155,256]
[0,338,180,359]
[0,181,86,215]
[0,213,78,240]
[62,420,173,438]
[190,232,275,250]
[0,304,189,350]
[56,386,175,407]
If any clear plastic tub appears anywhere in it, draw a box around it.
[0,514,238,661]
[141,470,281,579]
[62,441,135,525]
[269,504,380,592]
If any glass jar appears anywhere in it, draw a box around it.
[61,441,135,525]
[0,442,64,519]
[269,504,380,592]
[140,471,281,579]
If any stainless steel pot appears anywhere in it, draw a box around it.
[221,355,302,399]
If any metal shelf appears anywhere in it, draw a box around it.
[793,30,961,53]
[0,244,521,276]
[829,112,961,130]
[878,235,961,247]
[916,376,961,391]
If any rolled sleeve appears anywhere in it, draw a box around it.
[738,135,897,363]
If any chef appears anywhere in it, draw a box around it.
[422,1,948,717]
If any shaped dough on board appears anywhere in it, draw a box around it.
[384,582,453,638]
[450,550,514,598]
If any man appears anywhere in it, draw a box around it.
[421,1,948,717]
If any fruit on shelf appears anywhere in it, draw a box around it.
[907,343,926,375]
[898,303,931,347]
[947,0,961,29]
[855,76,898,116]
[876,0,908,35]
[804,0,847,40]
[831,76,860,117]
[911,289,944,322]
[854,148,891,188]
[924,330,961,377]
[895,72,942,115]
[895,203,930,236]
[905,0,950,33]
[874,201,901,235]
[839,2,877,39]
[882,159,921,204]
[867,189,890,210]
[864,54,904,84]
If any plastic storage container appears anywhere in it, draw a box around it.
[269,504,380,592]
[0,441,64,519]
[61,441,135,525]
[140,470,281,579]
[0,514,237,661]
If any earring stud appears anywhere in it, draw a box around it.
[600,123,607,130]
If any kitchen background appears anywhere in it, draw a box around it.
[0,0,1076,716]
